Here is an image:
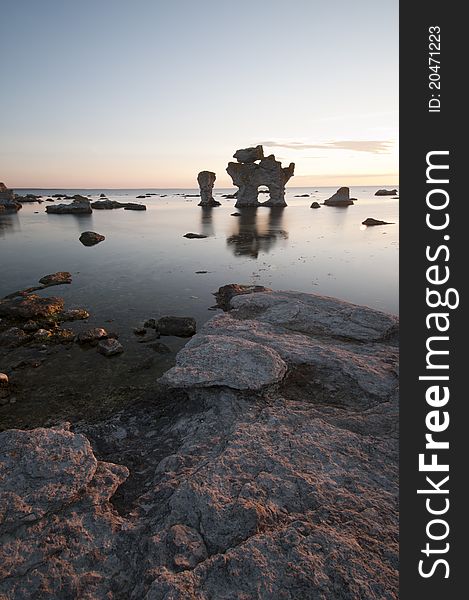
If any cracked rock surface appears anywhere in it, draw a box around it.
[0,289,398,599]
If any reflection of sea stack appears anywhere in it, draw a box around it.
[226,207,288,258]
[226,145,295,208]
[197,171,220,207]
[323,187,355,207]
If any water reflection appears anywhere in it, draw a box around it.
[226,207,288,258]
[0,212,21,237]
[199,207,215,237]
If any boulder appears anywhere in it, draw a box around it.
[197,171,220,207]
[362,218,394,226]
[323,187,354,206]
[156,316,197,337]
[310,202,321,209]
[79,231,105,246]
[46,198,92,214]
[375,189,398,196]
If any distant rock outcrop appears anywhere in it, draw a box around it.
[323,187,355,207]
[375,189,398,196]
[197,171,220,207]
[46,197,92,214]
[226,146,295,207]
[362,218,394,226]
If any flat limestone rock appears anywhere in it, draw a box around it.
[46,198,92,214]
[229,290,398,342]
[160,335,287,390]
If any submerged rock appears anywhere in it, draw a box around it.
[197,171,220,207]
[362,218,394,226]
[156,316,196,337]
[323,187,355,206]
[0,327,30,347]
[79,231,105,246]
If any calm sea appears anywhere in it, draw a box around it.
[1,187,398,339]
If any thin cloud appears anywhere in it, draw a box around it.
[260,140,394,154]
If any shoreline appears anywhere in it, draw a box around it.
[0,285,399,598]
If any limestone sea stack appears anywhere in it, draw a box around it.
[226,145,295,207]
[197,171,220,207]
[323,187,355,207]
[0,182,22,212]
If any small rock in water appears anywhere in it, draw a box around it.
[156,316,197,337]
[183,233,207,239]
[23,320,40,332]
[362,218,394,226]
[231,212,241,216]
[79,231,105,246]
[147,341,172,354]
[375,189,398,196]
[39,272,72,286]
[195,270,208,274]
[124,203,146,211]
[143,318,157,329]
[61,308,90,321]
[76,327,108,345]
[133,327,146,336]
[310,202,321,209]
[97,338,124,356]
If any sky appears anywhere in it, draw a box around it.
[0,0,398,188]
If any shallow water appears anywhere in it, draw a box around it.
[1,186,398,322]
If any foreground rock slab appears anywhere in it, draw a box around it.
[0,288,398,599]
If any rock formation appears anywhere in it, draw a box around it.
[197,171,220,207]
[0,286,398,599]
[323,187,355,207]
[226,145,295,207]
[0,183,21,211]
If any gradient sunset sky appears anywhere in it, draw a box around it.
[1,0,398,188]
